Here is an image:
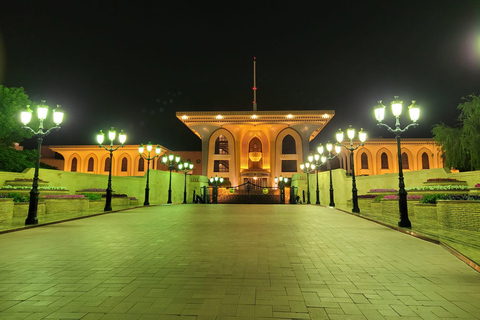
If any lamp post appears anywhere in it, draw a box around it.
[178,159,194,204]
[162,154,181,204]
[138,142,161,206]
[20,101,64,225]
[97,128,126,211]
[274,175,289,204]
[308,153,327,205]
[320,142,342,207]
[299,161,315,204]
[374,96,420,228]
[209,175,224,204]
[336,126,367,213]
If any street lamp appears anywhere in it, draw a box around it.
[319,142,342,207]
[97,127,126,211]
[162,154,181,204]
[374,96,420,228]
[274,175,289,204]
[20,101,64,225]
[308,152,327,205]
[299,161,315,204]
[138,142,161,206]
[336,126,367,213]
[209,175,224,204]
[178,159,194,204]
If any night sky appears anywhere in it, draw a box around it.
[1,1,479,152]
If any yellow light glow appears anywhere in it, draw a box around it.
[252,114,257,119]
[216,115,223,119]
[182,115,188,120]
[286,114,293,119]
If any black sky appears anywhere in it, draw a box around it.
[1,1,479,151]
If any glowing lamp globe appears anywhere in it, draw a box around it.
[317,143,324,154]
[138,144,144,154]
[118,130,126,145]
[358,128,367,143]
[53,105,64,125]
[374,100,386,122]
[96,130,105,145]
[347,126,355,140]
[391,96,403,117]
[336,129,344,143]
[21,106,33,125]
[409,101,420,122]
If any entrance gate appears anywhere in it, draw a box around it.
[217,181,286,204]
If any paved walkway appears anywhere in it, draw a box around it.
[0,204,479,320]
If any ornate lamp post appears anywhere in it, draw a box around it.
[374,96,420,228]
[20,101,64,225]
[308,153,327,205]
[274,175,289,204]
[162,154,181,204]
[97,128,126,211]
[209,175,224,204]
[336,126,367,213]
[138,142,161,206]
[178,159,194,204]
[319,142,342,207]
[300,161,315,204]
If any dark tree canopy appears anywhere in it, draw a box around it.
[0,85,32,147]
[432,94,480,171]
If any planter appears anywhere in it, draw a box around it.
[436,200,480,232]
[88,200,105,212]
[423,180,467,186]
[413,203,437,224]
[4,180,49,187]
[13,202,46,218]
[0,198,14,222]
[0,189,70,196]
[43,198,89,214]
[129,199,139,206]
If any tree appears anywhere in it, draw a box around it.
[0,85,32,147]
[432,94,480,171]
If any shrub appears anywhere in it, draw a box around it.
[357,194,377,199]
[7,192,30,203]
[129,197,137,200]
[475,183,480,188]
[79,188,106,192]
[419,194,480,204]
[383,195,423,200]
[426,178,460,182]
[369,189,397,192]
[101,194,128,198]
[82,193,102,201]
[406,185,469,191]
[41,195,86,199]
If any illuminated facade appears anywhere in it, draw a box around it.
[177,110,335,187]
[334,138,443,176]
[43,145,203,176]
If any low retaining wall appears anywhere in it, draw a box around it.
[13,203,46,219]
[437,200,480,232]
[43,198,89,214]
[0,198,14,222]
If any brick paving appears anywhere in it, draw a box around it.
[0,204,479,320]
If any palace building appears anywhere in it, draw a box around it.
[39,60,443,181]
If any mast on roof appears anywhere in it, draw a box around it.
[253,57,257,112]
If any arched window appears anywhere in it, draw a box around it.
[361,152,368,169]
[104,157,110,172]
[121,157,128,172]
[401,153,409,169]
[422,152,430,169]
[71,158,78,172]
[381,153,389,169]
[138,158,145,172]
[87,157,94,172]
[282,135,296,154]
[215,135,228,154]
